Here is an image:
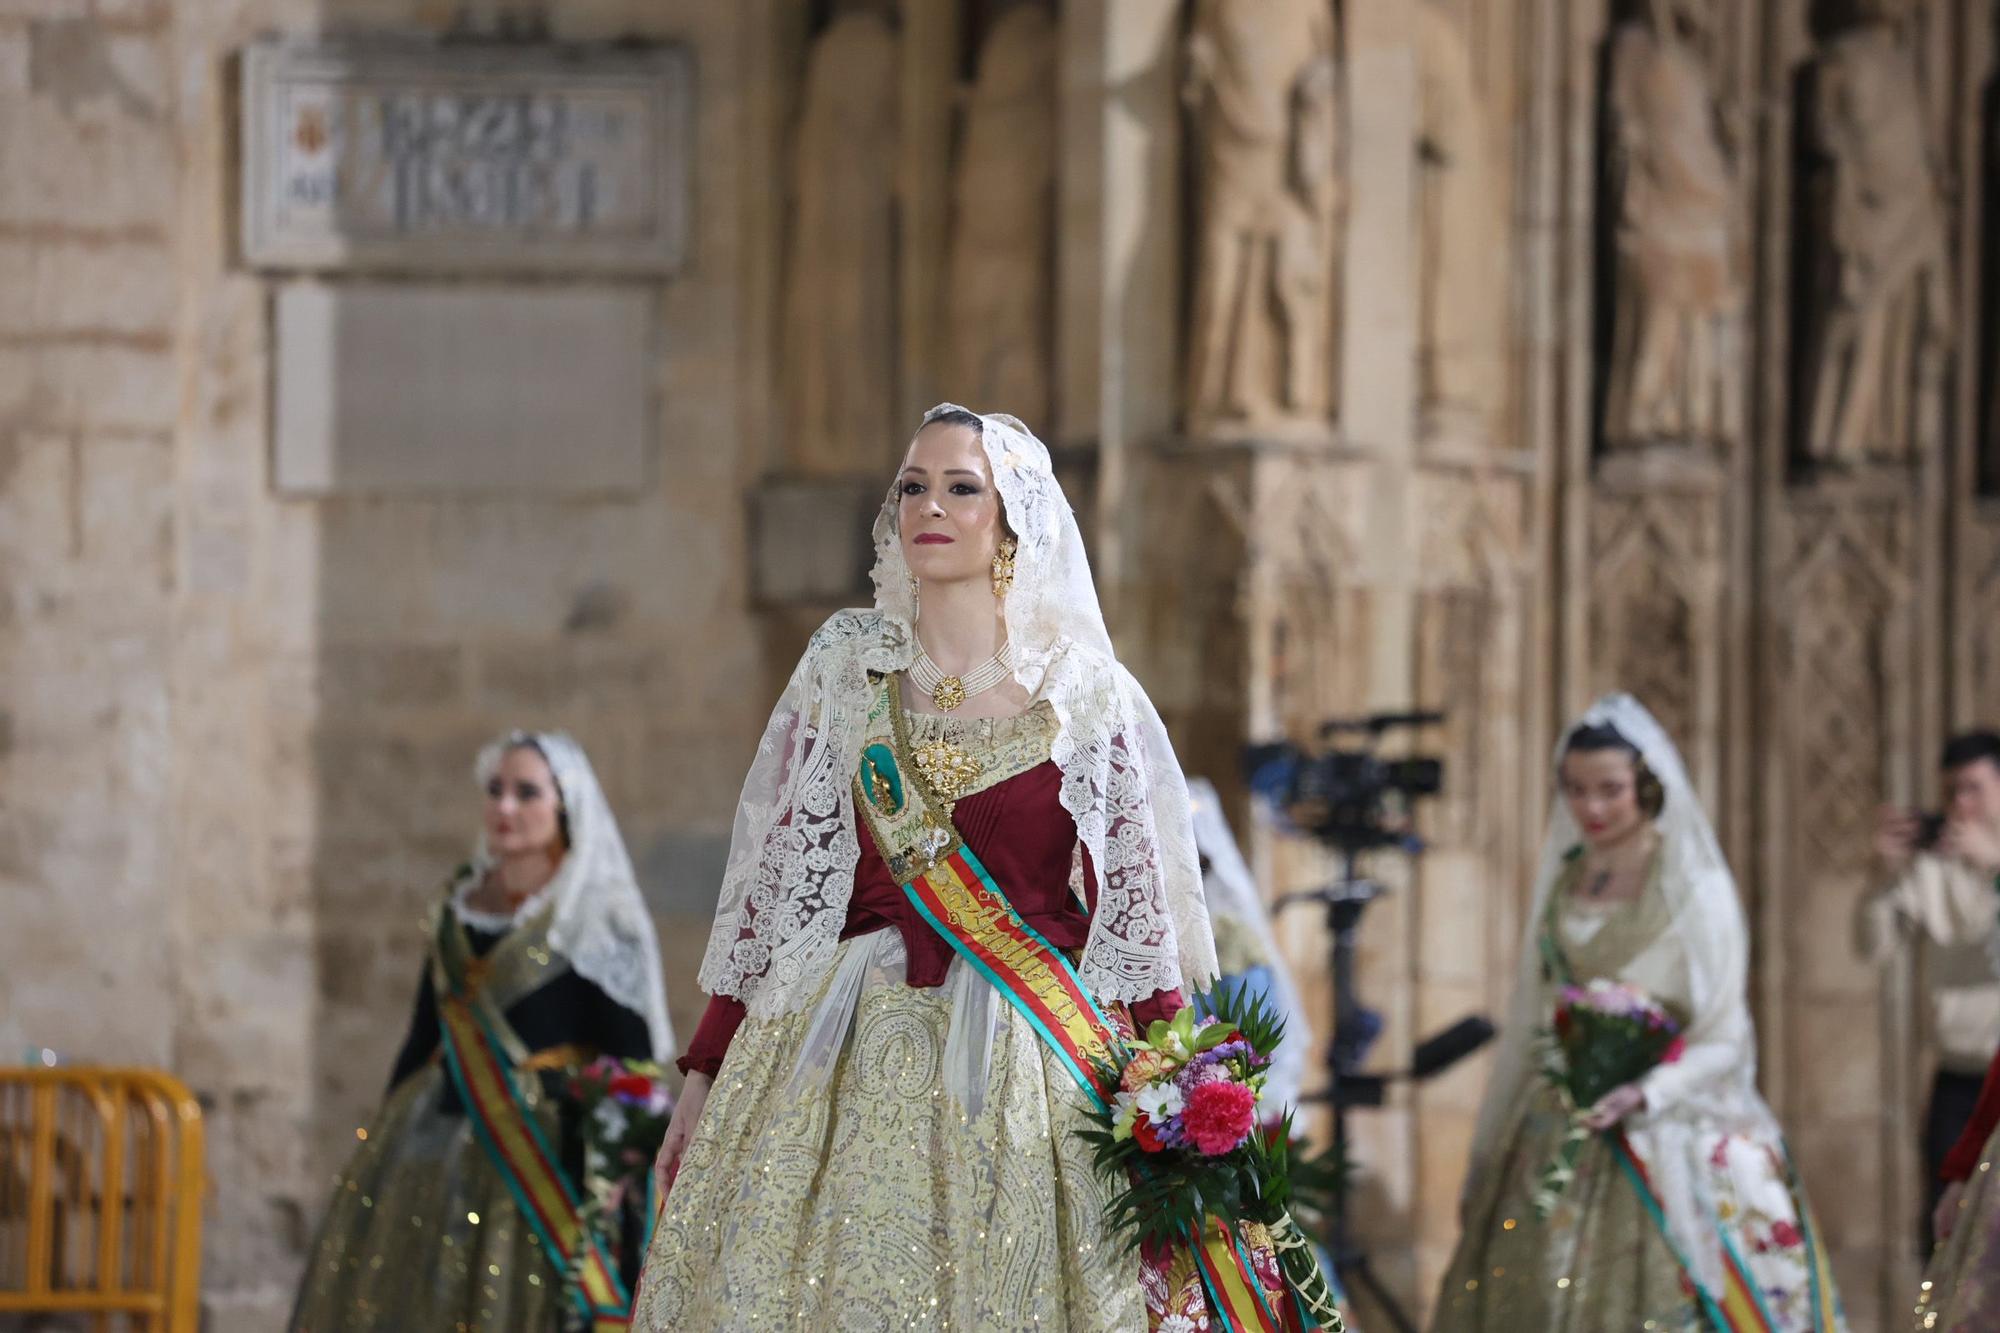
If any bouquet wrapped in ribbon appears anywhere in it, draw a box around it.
[1533,978,1684,1217]
[1080,993,1345,1333]
[559,1057,675,1314]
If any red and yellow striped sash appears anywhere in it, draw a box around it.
[436,991,631,1332]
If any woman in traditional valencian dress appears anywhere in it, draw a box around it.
[633,405,1306,1330]
[1434,696,1844,1332]
[291,732,676,1333]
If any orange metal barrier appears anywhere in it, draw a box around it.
[0,1068,204,1332]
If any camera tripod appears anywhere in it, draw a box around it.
[1277,857,1420,1333]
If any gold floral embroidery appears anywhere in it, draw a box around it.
[633,944,1142,1330]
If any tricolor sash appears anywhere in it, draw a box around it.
[430,911,633,1332]
[853,675,1304,1333]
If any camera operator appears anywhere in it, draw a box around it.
[1859,730,2000,1248]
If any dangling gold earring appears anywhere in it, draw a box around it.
[908,571,921,618]
[991,537,1017,598]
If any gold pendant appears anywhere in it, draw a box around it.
[912,735,982,805]
[932,676,967,712]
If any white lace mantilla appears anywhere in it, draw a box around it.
[696,407,1217,1019]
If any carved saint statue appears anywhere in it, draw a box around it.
[782,5,900,476]
[1801,22,1950,468]
[1183,0,1341,437]
[1416,0,1505,432]
[1601,0,1745,453]
[946,3,1057,428]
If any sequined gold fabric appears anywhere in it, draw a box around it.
[1436,858,1701,1332]
[1914,1132,2000,1330]
[288,1064,565,1333]
[632,939,1144,1331]
[291,907,579,1333]
[1434,1076,1701,1331]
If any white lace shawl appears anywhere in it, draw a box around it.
[695,406,1219,1018]
[463,731,678,1063]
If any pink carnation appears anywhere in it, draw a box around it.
[1182,1080,1257,1156]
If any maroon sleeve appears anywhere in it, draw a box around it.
[1943,1047,2000,1182]
[1131,988,1188,1029]
[676,994,747,1080]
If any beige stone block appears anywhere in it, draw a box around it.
[0,0,88,20]
[176,990,314,1114]
[319,641,466,712]
[474,639,588,713]
[1414,1104,1476,1243]
[0,428,76,560]
[1414,850,1490,984]
[201,1290,305,1333]
[1789,994,1884,1118]
[198,1094,315,1289]
[0,236,175,336]
[1788,874,1880,995]
[0,342,176,431]
[0,99,173,225]
[1790,1123,1882,1251]
[1831,1247,1884,1331]
[78,430,171,565]
[0,29,29,94]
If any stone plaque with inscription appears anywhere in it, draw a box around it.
[241,39,692,275]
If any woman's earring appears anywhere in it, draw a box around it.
[908,571,921,618]
[991,537,1017,598]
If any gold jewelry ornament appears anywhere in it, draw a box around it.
[908,641,1013,714]
[912,728,983,811]
[991,536,1018,598]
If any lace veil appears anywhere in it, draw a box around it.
[462,731,678,1063]
[694,405,1218,1017]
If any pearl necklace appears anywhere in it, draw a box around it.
[909,641,1014,713]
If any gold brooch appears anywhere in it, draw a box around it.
[912,735,982,808]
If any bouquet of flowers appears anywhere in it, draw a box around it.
[559,1057,675,1315]
[1533,978,1685,1216]
[1080,993,1345,1332]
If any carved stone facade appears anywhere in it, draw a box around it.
[1181,0,1343,439]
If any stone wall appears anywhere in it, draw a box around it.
[0,1,784,1326]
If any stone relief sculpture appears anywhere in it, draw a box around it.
[1800,21,1950,469]
[1600,0,1745,454]
[782,4,901,476]
[946,2,1057,428]
[1416,0,1505,432]
[1182,0,1341,437]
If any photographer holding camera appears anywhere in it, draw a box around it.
[1859,730,2000,1247]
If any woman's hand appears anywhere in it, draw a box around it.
[1579,1082,1647,1131]
[1935,1179,1968,1245]
[653,1072,711,1200]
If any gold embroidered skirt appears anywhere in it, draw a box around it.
[1915,1124,2000,1330]
[1435,1086,1702,1333]
[632,937,1144,1331]
[1436,1084,1839,1332]
[289,1067,564,1333]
